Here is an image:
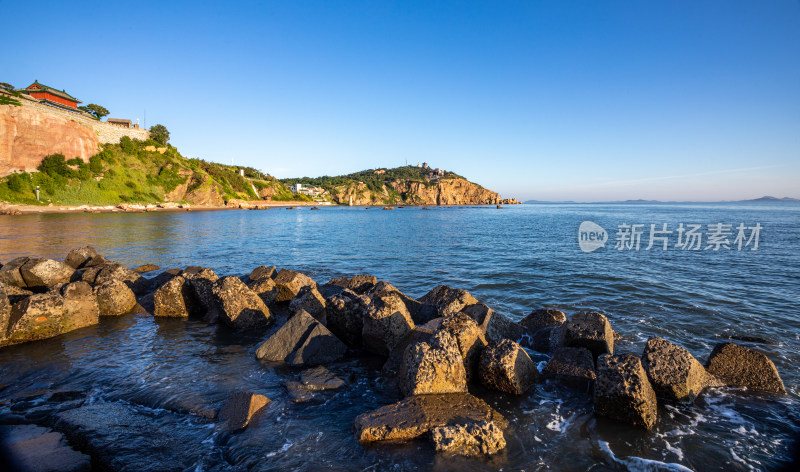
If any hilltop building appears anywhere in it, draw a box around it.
[18,81,81,110]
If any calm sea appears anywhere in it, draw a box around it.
[0,203,798,471]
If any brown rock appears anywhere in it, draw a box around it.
[94,280,137,316]
[153,276,192,318]
[0,257,29,288]
[218,392,270,431]
[519,308,566,332]
[182,268,219,320]
[430,420,506,456]
[642,337,721,402]
[94,263,147,295]
[479,339,538,394]
[399,331,467,396]
[21,257,73,290]
[212,276,272,330]
[542,347,596,391]
[347,274,377,294]
[60,282,99,326]
[3,292,97,346]
[706,342,786,394]
[247,277,279,306]
[325,289,370,347]
[64,246,100,270]
[362,291,415,355]
[436,312,487,380]
[594,354,658,429]
[0,283,10,344]
[462,303,527,345]
[255,310,346,366]
[418,285,479,318]
[354,393,507,442]
[284,366,345,402]
[273,269,317,302]
[368,281,435,324]
[132,264,160,274]
[3,283,32,305]
[248,265,276,282]
[561,312,614,359]
[288,285,326,321]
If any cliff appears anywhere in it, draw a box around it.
[0,100,149,176]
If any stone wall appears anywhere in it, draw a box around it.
[0,99,150,175]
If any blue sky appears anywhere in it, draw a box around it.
[3,0,798,201]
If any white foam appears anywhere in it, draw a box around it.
[598,441,694,472]
[266,441,292,458]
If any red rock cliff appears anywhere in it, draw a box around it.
[0,104,100,176]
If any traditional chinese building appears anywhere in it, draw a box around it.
[19,81,81,109]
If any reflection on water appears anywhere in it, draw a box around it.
[0,204,798,470]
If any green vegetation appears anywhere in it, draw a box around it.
[0,140,289,206]
[149,124,170,145]
[77,104,109,120]
[0,83,23,106]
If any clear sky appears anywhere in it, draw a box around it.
[3,0,798,202]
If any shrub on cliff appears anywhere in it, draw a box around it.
[149,124,170,145]
[6,173,30,193]
[38,154,75,178]
[120,137,137,154]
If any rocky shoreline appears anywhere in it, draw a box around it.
[0,247,788,469]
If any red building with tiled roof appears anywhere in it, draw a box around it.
[21,81,81,109]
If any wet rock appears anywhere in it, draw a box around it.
[642,337,721,402]
[325,289,370,347]
[399,330,467,396]
[542,346,596,391]
[94,280,137,316]
[354,393,507,442]
[274,269,317,302]
[19,258,75,289]
[147,268,181,291]
[362,291,415,355]
[326,276,351,288]
[369,281,436,325]
[132,263,160,274]
[519,308,566,333]
[64,246,100,270]
[530,325,564,354]
[347,274,377,294]
[4,284,33,305]
[0,284,10,344]
[382,327,435,375]
[594,354,658,429]
[560,312,614,359]
[255,310,346,365]
[479,339,538,394]
[705,342,786,394]
[60,282,99,325]
[462,303,527,345]
[248,265,276,282]
[430,420,506,456]
[284,366,345,402]
[288,285,326,321]
[3,292,97,347]
[182,268,220,320]
[94,263,148,295]
[53,402,207,472]
[418,285,479,318]
[153,275,193,318]
[218,392,270,431]
[247,277,278,306]
[212,276,273,330]
[436,312,487,380]
[0,424,90,472]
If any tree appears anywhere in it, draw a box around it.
[0,82,14,92]
[149,124,170,145]
[77,104,109,120]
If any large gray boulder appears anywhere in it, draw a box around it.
[399,331,467,396]
[706,342,786,394]
[218,392,270,432]
[255,310,346,366]
[479,339,538,394]
[182,267,219,319]
[418,285,479,318]
[594,354,658,429]
[325,289,370,347]
[288,285,326,321]
[362,291,415,355]
[642,337,721,402]
[542,346,596,392]
[94,280,137,316]
[273,269,317,302]
[212,276,272,330]
[64,246,100,270]
[0,257,31,288]
[19,258,75,289]
[354,393,507,442]
[560,312,615,359]
[0,424,90,472]
[430,420,506,456]
[153,275,193,318]
[3,292,98,347]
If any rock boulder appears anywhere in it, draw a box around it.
[561,312,615,359]
[212,276,272,330]
[153,275,192,318]
[218,392,270,431]
[94,280,137,316]
[542,346,596,391]
[288,285,326,321]
[642,337,721,402]
[594,354,658,429]
[479,339,538,394]
[418,285,479,318]
[399,331,467,396]
[362,291,415,355]
[705,342,786,394]
[64,246,100,269]
[19,258,75,289]
[430,420,506,456]
[255,310,346,366]
[273,269,317,302]
[520,308,566,333]
[325,289,370,347]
